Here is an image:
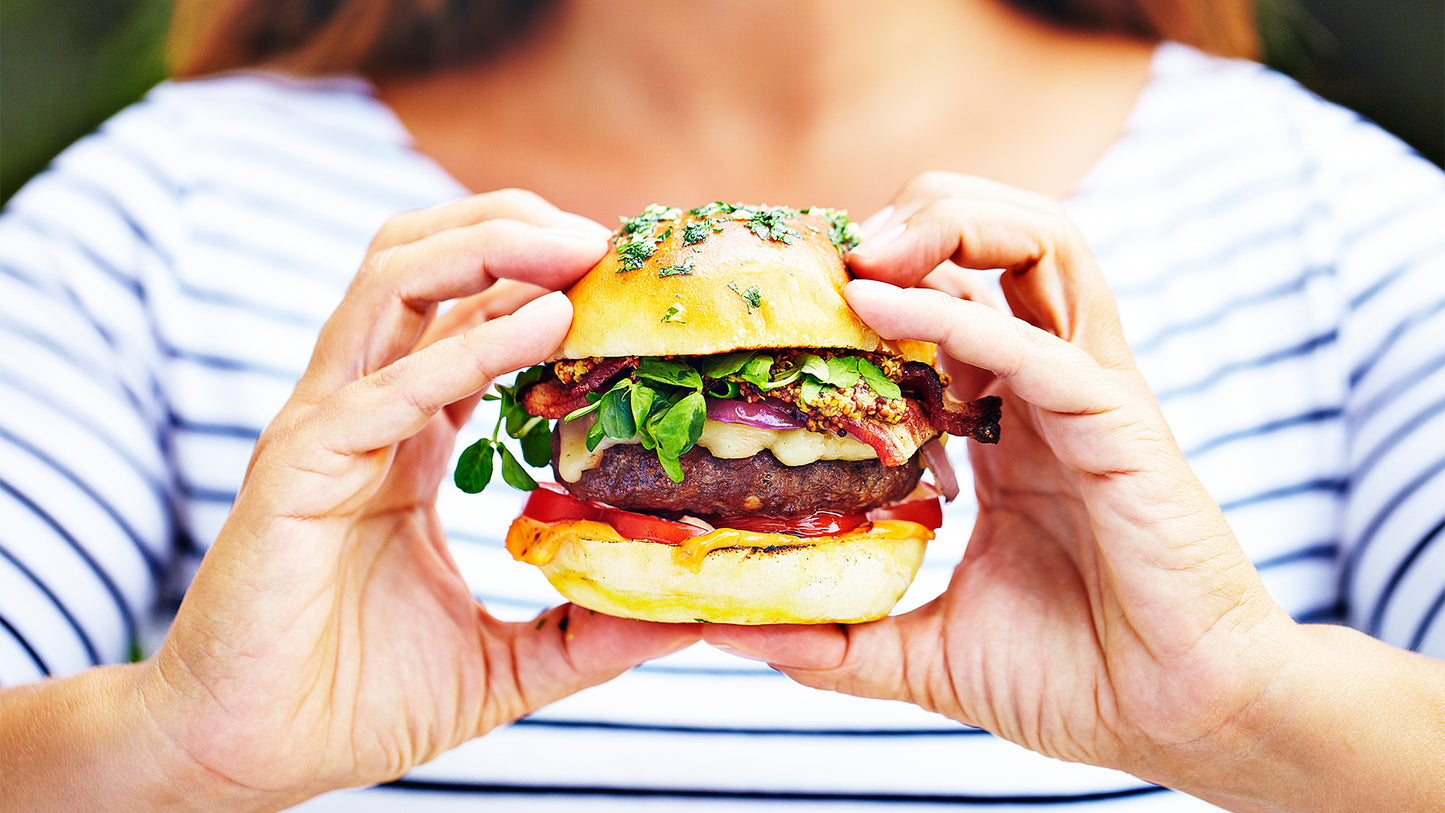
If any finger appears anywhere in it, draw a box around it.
[846,280,1123,418]
[853,172,1063,247]
[849,192,1130,369]
[427,281,553,427]
[483,605,701,733]
[846,281,1265,632]
[300,220,605,402]
[423,280,553,351]
[849,196,1067,293]
[310,290,572,456]
[369,188,610,252]
[704,616,926,710]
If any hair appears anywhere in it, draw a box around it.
[167,0,1257,79]
[168,0,560,78]
[1008,0,1257,57]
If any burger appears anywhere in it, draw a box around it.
[462,203,1001,624]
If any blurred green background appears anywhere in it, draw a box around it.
[2,0,1442,204]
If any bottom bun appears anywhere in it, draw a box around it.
[505,516,931,624]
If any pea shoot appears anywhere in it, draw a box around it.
[453,366,552,493]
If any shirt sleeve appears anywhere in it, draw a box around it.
[0,95,184,682]
[1321,98,1445,656]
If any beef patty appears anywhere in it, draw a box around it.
[558,443,922,519]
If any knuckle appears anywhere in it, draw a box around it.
[484,187,548,215]
[925,195,973,223]
[253,410,303,465]
[1044,215,1090,260]
[368,210,420,252]
[1051,213,1086,244]
[459,329,502,387]
[358,243,405,287]
[907,170,965,199]
[1011,319,1058,372]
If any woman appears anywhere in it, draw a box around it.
[2,0,1442,809]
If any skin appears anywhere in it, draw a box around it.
[4,1,1443,810]
[707,175,1445,811]
[0,191,702,810]
[376,0,1155,217]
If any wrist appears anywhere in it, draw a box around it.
[1147,621,1445,812]
[1147,616,1307,811]
[134,656,309,812]
[0,664,241,810]
[1090,607,1301,811]
[0,662,289,811]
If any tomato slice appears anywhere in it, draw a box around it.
[606,508,707,545]
[520,482,945,543]
[865,488,944,529]
[520,483,704,544]
[519,482,606,524]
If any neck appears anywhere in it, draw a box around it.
[545,0,1018,139]
[376,0,1154,219]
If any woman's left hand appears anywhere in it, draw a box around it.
[704,173,1301,796]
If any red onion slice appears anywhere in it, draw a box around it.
[919,437,960,502]
[705,399,806,430]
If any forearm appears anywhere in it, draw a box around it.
[1171,623,1445,812]
[0,663,271,811]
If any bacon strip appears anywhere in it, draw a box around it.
[521,358,633,419]
[899,361,1002,444]
[838,401,939,467]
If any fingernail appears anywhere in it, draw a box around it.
[845,278,893,295]
[510,289,569,317]
[853,222,906,259]
[560,215,612,239]
[859,205,895,238]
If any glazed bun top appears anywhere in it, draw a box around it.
[558,203,931,362]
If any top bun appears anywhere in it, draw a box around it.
[559,203,930,362]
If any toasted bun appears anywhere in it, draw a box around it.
[506,515,930,624]
[559,204,932,363]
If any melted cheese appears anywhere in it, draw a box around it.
[554,415,630,482]
[505,515,557,565]
[555,414,876,482]
[698,421,875,465]
[507,514,930,573]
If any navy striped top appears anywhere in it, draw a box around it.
[1,43,1442,810]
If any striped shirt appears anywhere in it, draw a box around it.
[2,43,1442,810]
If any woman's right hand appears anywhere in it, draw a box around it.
[1,190,701,812]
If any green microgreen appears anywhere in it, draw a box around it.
[453,365,551,494]
[636,356,704,389]
[566,361,709,484]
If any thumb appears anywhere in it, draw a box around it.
[484,605,701,728]
[703,613,929,707]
